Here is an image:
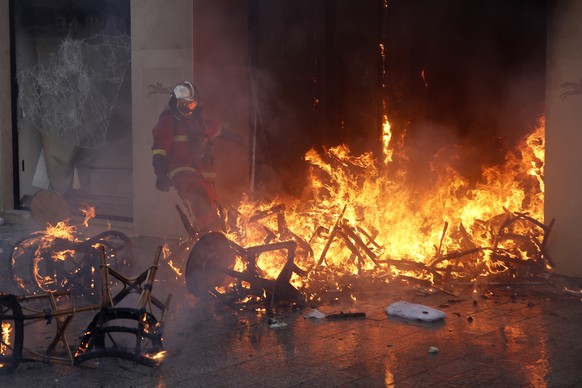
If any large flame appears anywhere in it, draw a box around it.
[227,116,545,290]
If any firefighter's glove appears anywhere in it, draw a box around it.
[156,175,172,192]
[152,154,171,192]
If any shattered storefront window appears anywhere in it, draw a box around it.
[17,34,130,148]
[12,0,132,216]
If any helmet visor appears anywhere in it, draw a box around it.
[178,99,198,115]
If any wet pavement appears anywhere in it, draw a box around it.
[1,218,582,387]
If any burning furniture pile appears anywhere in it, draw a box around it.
[178,119,551,308]
[180,202,555,309]
[9,190,134,301]
[185,231,307,311]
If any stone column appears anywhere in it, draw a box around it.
[132,0,194,237]
[545,0,582,277]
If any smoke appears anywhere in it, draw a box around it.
[382,0,547,186]
[247,1,547,199]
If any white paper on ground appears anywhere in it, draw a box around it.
[304,309,327,319]
[386,301,446,322]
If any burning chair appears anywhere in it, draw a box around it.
[74,245,171,366]
[0,246,170,373]
[0,291,100,372]
[427,211,555,286]
[154,200,309,311]
[9,189,134,301]
[185,232,307,312]
[10,228,134,302]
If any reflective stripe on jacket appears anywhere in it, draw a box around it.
[151,107,220,178]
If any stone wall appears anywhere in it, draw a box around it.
[545,0,582,276]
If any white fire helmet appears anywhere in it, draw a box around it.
[173,81,200,116]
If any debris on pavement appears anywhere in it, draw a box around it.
[304,309,367,320]
[268,318,288,328]
[304,309,327,319]
[564,287,582,298]
[326,311,366,320]
[386,301,446,322]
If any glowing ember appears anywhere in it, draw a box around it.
[162,244,171,258]
[421,67,429,87]
[167,260,183,278]
[146,350,167,361]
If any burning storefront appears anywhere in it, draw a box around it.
[184,0,550,306]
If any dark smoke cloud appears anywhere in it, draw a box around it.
[250,0,547,196]
[384,0,547,159]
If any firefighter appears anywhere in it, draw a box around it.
[151,81,243,233]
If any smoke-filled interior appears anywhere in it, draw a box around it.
[249,0,546,199]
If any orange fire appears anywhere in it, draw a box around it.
[38,221,76,248]
[382,115,393,164]
[227,116,546,289]
[80,204,96,227]
[11,206,101,293]
[161,243,183,279]
[1,322,11,357]
[421,67,429,87]
[146,350,167,362]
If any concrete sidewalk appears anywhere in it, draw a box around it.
[1,221,582,387]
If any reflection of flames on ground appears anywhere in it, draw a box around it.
[209,116,547,302]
